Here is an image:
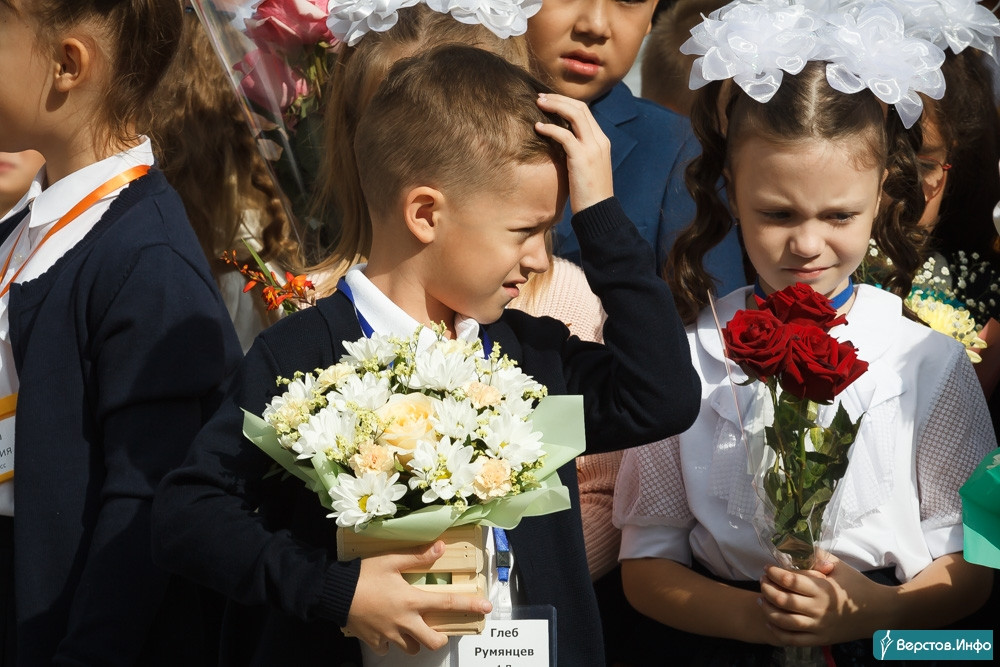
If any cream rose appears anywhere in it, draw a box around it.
[376,393,438,463]
[473,458,512,500]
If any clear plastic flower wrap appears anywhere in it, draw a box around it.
[190,1,337,230]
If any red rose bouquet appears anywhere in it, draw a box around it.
[722,283,868,569]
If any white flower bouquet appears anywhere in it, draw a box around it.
[243,325,584,541]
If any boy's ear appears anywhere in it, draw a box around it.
[52,38,91,93]
[403,186,446,244]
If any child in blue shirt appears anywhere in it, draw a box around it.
[526,0,745,292]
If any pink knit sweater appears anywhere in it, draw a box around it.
[509,257,622,580]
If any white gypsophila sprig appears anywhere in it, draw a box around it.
[818,1,945,128]
[329,471,407,527]
[888,0,1000,59]
[682,1,823,102]
[481,410,544,469]
[426,0,541,38]
[407,437,478,503]
[294,404,360,460]
[327,0,539,46]
[263,372,320,446]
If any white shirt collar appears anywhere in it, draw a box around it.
[0,169,44,224]
[27,137,155,229]
[343,264,481,347]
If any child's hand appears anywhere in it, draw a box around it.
[345,541,493,655]
[758,554,893,646]
[535,93,613,214]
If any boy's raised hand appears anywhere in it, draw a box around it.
[345,541,493,655]
[535,93,613,214]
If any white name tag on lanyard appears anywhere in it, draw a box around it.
[457,619,550,666]
[0,393,15,482]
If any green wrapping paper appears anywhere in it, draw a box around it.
[243,394,586,541]
[960,447,1000,568]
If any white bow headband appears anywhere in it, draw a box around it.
[327,0,541,47]
[683,0,1000,128]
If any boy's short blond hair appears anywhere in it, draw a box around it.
[355,44,567,222]
[642,0,729,116]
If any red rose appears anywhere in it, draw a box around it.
[779,324,869,401]
[762,283,847,331]
[722,309,792,381]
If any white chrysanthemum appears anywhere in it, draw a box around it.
[295,405,359,459]
[906,291,987,362]
[331,372,392,410]
[407,437,477,503]
[482,411,544,469]
[315,362,358,393]
[489,365,542,399]
[340,332,398,367]
[432,396,480,441]
[329,472,407,527]
[407,346,478,391]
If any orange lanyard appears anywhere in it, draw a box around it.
[0,165,150,299]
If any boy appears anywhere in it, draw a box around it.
[526,0,745,292]
[152,45,699,667]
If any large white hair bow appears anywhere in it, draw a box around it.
[682,1,823,103]
[886,0,1000,60]
[327,0,540,46]
[819,1,945,128]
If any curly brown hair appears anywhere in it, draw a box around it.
[147,5,300,276]
[667,61,926,324]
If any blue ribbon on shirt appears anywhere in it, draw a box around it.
[754,277,855,310]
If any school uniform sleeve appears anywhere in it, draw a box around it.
[54,243,237,665]
[152,309,362,627]
[563,197,701,450]
[915,345,997,558]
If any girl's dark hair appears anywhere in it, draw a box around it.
[667,61,926,324]
[21,0,183,148]
[147,5,299,281]
[926,50,1000,258]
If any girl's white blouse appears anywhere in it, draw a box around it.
[614,285,995,582]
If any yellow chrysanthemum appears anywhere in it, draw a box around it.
[906,292,987,363]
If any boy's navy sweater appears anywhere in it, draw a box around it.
[0,170,243,666]
[152,197,700,666]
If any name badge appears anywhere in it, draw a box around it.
[0,393,14,483]
[457,618,551,666]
